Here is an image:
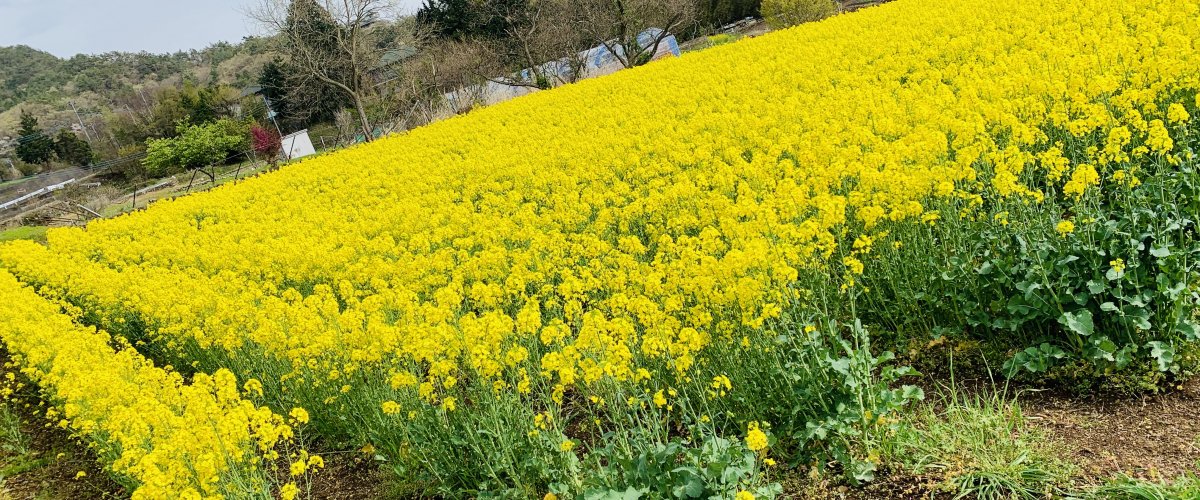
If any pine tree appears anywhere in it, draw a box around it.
[417,0,477,40]
[279,0,355,127]
[53,129,94,166]
[15,110,55,165]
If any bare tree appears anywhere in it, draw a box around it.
[572,0,699,69]
[477,1,591,89]
[400,39,494,117]
[249,0,417,142]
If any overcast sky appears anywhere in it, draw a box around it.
[0,0,425,58]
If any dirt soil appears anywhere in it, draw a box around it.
[1023,378,1200,483]
[305,451,392,500]
[0,404,125,499]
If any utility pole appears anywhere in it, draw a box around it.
[262,95,285,138]
[68,101,93,142]
[262,94,291,161]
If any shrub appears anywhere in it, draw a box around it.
[251,124,282,162]
[761,0,838,29]
[142,119,250,176]
[52,129,93,166]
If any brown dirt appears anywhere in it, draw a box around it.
[780,468,941,499]
[305,451,392,500]
[0,402,126,500]
[1022,378,1200,484]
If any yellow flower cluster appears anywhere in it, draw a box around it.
[0,271,292,499]
[0,0,1195,488]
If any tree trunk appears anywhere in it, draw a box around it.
[353,93,373,142]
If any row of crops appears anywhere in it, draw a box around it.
[0,0,1198,497]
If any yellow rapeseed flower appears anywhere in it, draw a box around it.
[746,422,769,452]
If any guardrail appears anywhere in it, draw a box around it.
[0,179,76,212]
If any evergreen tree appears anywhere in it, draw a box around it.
[14,110,55,165]
[417,0,477,40]
[258,58,291,120]
[52,129,94,166]
[285,0,346,67]
[177,81,222,127]
[417,0,534,41]
[278,0,355,128]
[701,0,762,28]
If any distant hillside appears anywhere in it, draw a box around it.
[0,39,277,138]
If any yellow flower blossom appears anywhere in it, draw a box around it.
[280,483,300,500]
[746,422,769,452]
[1167,103,1189,124]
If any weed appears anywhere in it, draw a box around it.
[885,371,1074,499]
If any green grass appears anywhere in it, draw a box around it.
[0,401,42,487]
[0,226,49,244]
[1084,475,1200,500]
[884,384,1076,499]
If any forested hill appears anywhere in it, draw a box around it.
[0,39,274,134]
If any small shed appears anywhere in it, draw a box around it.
[281,130,317,161]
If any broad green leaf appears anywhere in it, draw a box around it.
[1058,310,1094,337]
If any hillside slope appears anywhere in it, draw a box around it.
[0,40,273,136]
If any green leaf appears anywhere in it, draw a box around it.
[670,472,704,498]
[1058,310,1094,337]
[1177,319,1200,340]
[1147,341,1176,372]
[829,357,852,377]
[1087,337,1117,362]
[850,459,877,483]
[900,385,925,401]
[1150,245,1171,258]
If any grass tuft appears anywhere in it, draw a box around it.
[1086,475,1200,500]
[886,382,1074,499]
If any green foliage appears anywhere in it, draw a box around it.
[0,46,62,112]
[713,314,923,484]
[274,0,356,128]
[107,82,241,149]
[583,432,781,499]
[418,0,487,40]
[1088,475,1200,500]
[706,34,739,47]
[1,42,263,119]
[0,226,49,244]
[52,129,93,166]
[854,92,1200,391]
[142,119,249,175]
[760,0,837,30]
[699,0,762,29]
[14,110,54,165]
[886,386,1075,499]
[174,82,228,128]
[257,58,345,131]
